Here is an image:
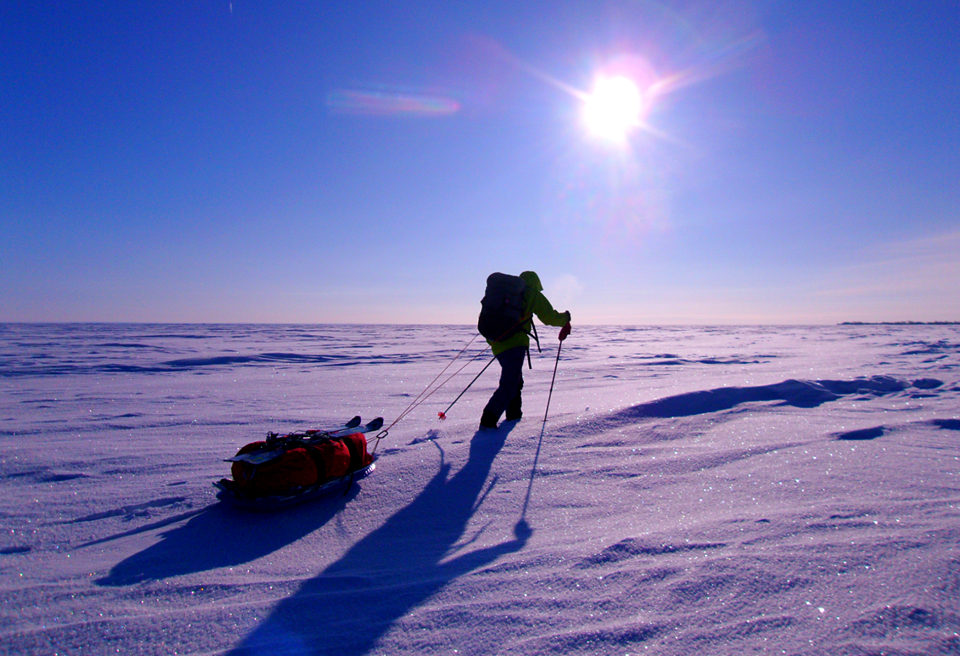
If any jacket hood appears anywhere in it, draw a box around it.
[519,271,543,292]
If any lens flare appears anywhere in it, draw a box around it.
[327,88,460,116]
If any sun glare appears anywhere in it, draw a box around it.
[584,76,644,142]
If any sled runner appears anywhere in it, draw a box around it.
[215,417,382,510]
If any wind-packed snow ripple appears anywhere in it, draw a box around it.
[1,323,959,655]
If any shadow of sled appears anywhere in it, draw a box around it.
[95,484,363,587]
[229,425,530,656]
[214,459,377,510]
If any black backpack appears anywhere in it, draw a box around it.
[478,273,529,341]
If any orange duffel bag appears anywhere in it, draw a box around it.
[230,432,373,498]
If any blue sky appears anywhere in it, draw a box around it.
[2,1,958,324]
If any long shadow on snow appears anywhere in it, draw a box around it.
[228,425,529,656]
[601,375,932,426]
[95,487,362,586]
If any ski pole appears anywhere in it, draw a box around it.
[437,355,497,420]
[519,323,570,525]
[542,339,563,425]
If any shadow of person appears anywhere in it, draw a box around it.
[229,426,530,656]
[95,485,362,586]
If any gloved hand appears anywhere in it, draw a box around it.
[558,321,571,341]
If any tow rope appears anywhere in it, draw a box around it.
[370,313,546,454]
[370,332,488,454]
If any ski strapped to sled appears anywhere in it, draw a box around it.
[227,416,383,466]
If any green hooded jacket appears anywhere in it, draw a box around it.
[487,271,570,356]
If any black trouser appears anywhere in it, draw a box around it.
[482,345,526,423]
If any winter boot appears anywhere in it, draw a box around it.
[479,409,500,430]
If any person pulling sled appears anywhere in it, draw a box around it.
[477,271,571,430]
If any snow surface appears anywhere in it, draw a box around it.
[1,323,959,656]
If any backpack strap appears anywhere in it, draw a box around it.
[342,434,365,471]
[304,444,328,482]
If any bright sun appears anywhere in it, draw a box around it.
[583,76,644,142]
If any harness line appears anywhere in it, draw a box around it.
[371,333,487,453]
[370,313,538,454]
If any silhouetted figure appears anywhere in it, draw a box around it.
[479,271,571,430]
